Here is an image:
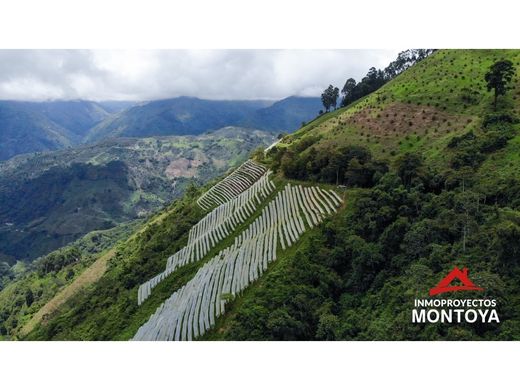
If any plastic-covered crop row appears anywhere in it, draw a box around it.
[133,184,342,341]
[197,160,267,211]
[137,170,275,305]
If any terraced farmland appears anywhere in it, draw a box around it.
[133,177,342,341]
[196,159,268,210]
[138,165,275,304]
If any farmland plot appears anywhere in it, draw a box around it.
[133,184,342,341]
[196,160,267,211]
[137,169,275,305]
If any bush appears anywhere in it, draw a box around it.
[483,112,517,128]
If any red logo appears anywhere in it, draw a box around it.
[429,267,483,296]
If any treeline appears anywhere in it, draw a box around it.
[270,136,388,188]
[448,112,518,169]
[320,49,435,113]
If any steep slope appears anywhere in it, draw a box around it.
[34,100,111,139]
[279,50,520,166]
[215,49,520,340]
[0,221,138,339]
[84,96,321,142]
[14,49,520,341]
[22,160,343,341]
[0,127,275,263]
[0,101,73,160]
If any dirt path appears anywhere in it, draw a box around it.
[19,249,115,337]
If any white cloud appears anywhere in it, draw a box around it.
[0,49,401,101]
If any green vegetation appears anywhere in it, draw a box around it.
[0,127,274,263]
[0,220,139,339]
[199,51,520,340]
[340,49,435,107]
[5,49,520,341]
[207,114,520,339]
[485,60,516,110]
[321,85,340,112]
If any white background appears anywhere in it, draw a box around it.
[0,0,519,388]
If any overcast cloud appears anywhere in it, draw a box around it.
[0,50,400,101]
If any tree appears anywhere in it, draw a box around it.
[321,85,334,112]
[485,60,515,110]
[321,85,340,112]
[315,313,340,340]
[331,86,340,110]
[384,49,435,79]
[341,78,357,99]
[25,289,34,307]
[395,152,424,187]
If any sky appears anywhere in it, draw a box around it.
[0,50,401,102]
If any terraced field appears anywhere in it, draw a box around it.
[133,161,342,340]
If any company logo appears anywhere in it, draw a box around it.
[429,267,483,296]
[412,266,499,324]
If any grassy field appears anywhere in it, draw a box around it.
[280,50,520,167]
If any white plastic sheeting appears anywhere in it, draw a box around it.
[137,170,275,305]
[133,184,342,341]
[197,160,267,211]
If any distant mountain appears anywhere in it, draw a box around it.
[85,96,322,142]
[246,96,324,131]
[0,100,114,161]
[96,101,137,114]
[84,97,271,142]
[0,126,275,263]
[33,101,112,138]
[0,96,319,161]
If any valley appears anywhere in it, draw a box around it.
[2,49,520,341]
[0,127,276,264]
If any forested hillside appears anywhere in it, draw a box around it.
[9,49,520,341]
[0,100,116,160]
[214,49,520,340]
[0,127,275,263]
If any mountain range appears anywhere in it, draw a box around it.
[0,96,321,161]
[2,50,520,341]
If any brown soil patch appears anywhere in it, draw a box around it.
[165,157,203,178]
[344,102,471,138]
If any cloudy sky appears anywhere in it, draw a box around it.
[0,50,400,102]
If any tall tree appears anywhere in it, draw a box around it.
[341,78,357,100]
[331,86,340,110]
[485,60,516,110]
[25,288,34,307]
[321,85,335,112]
[395,152,424,187]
